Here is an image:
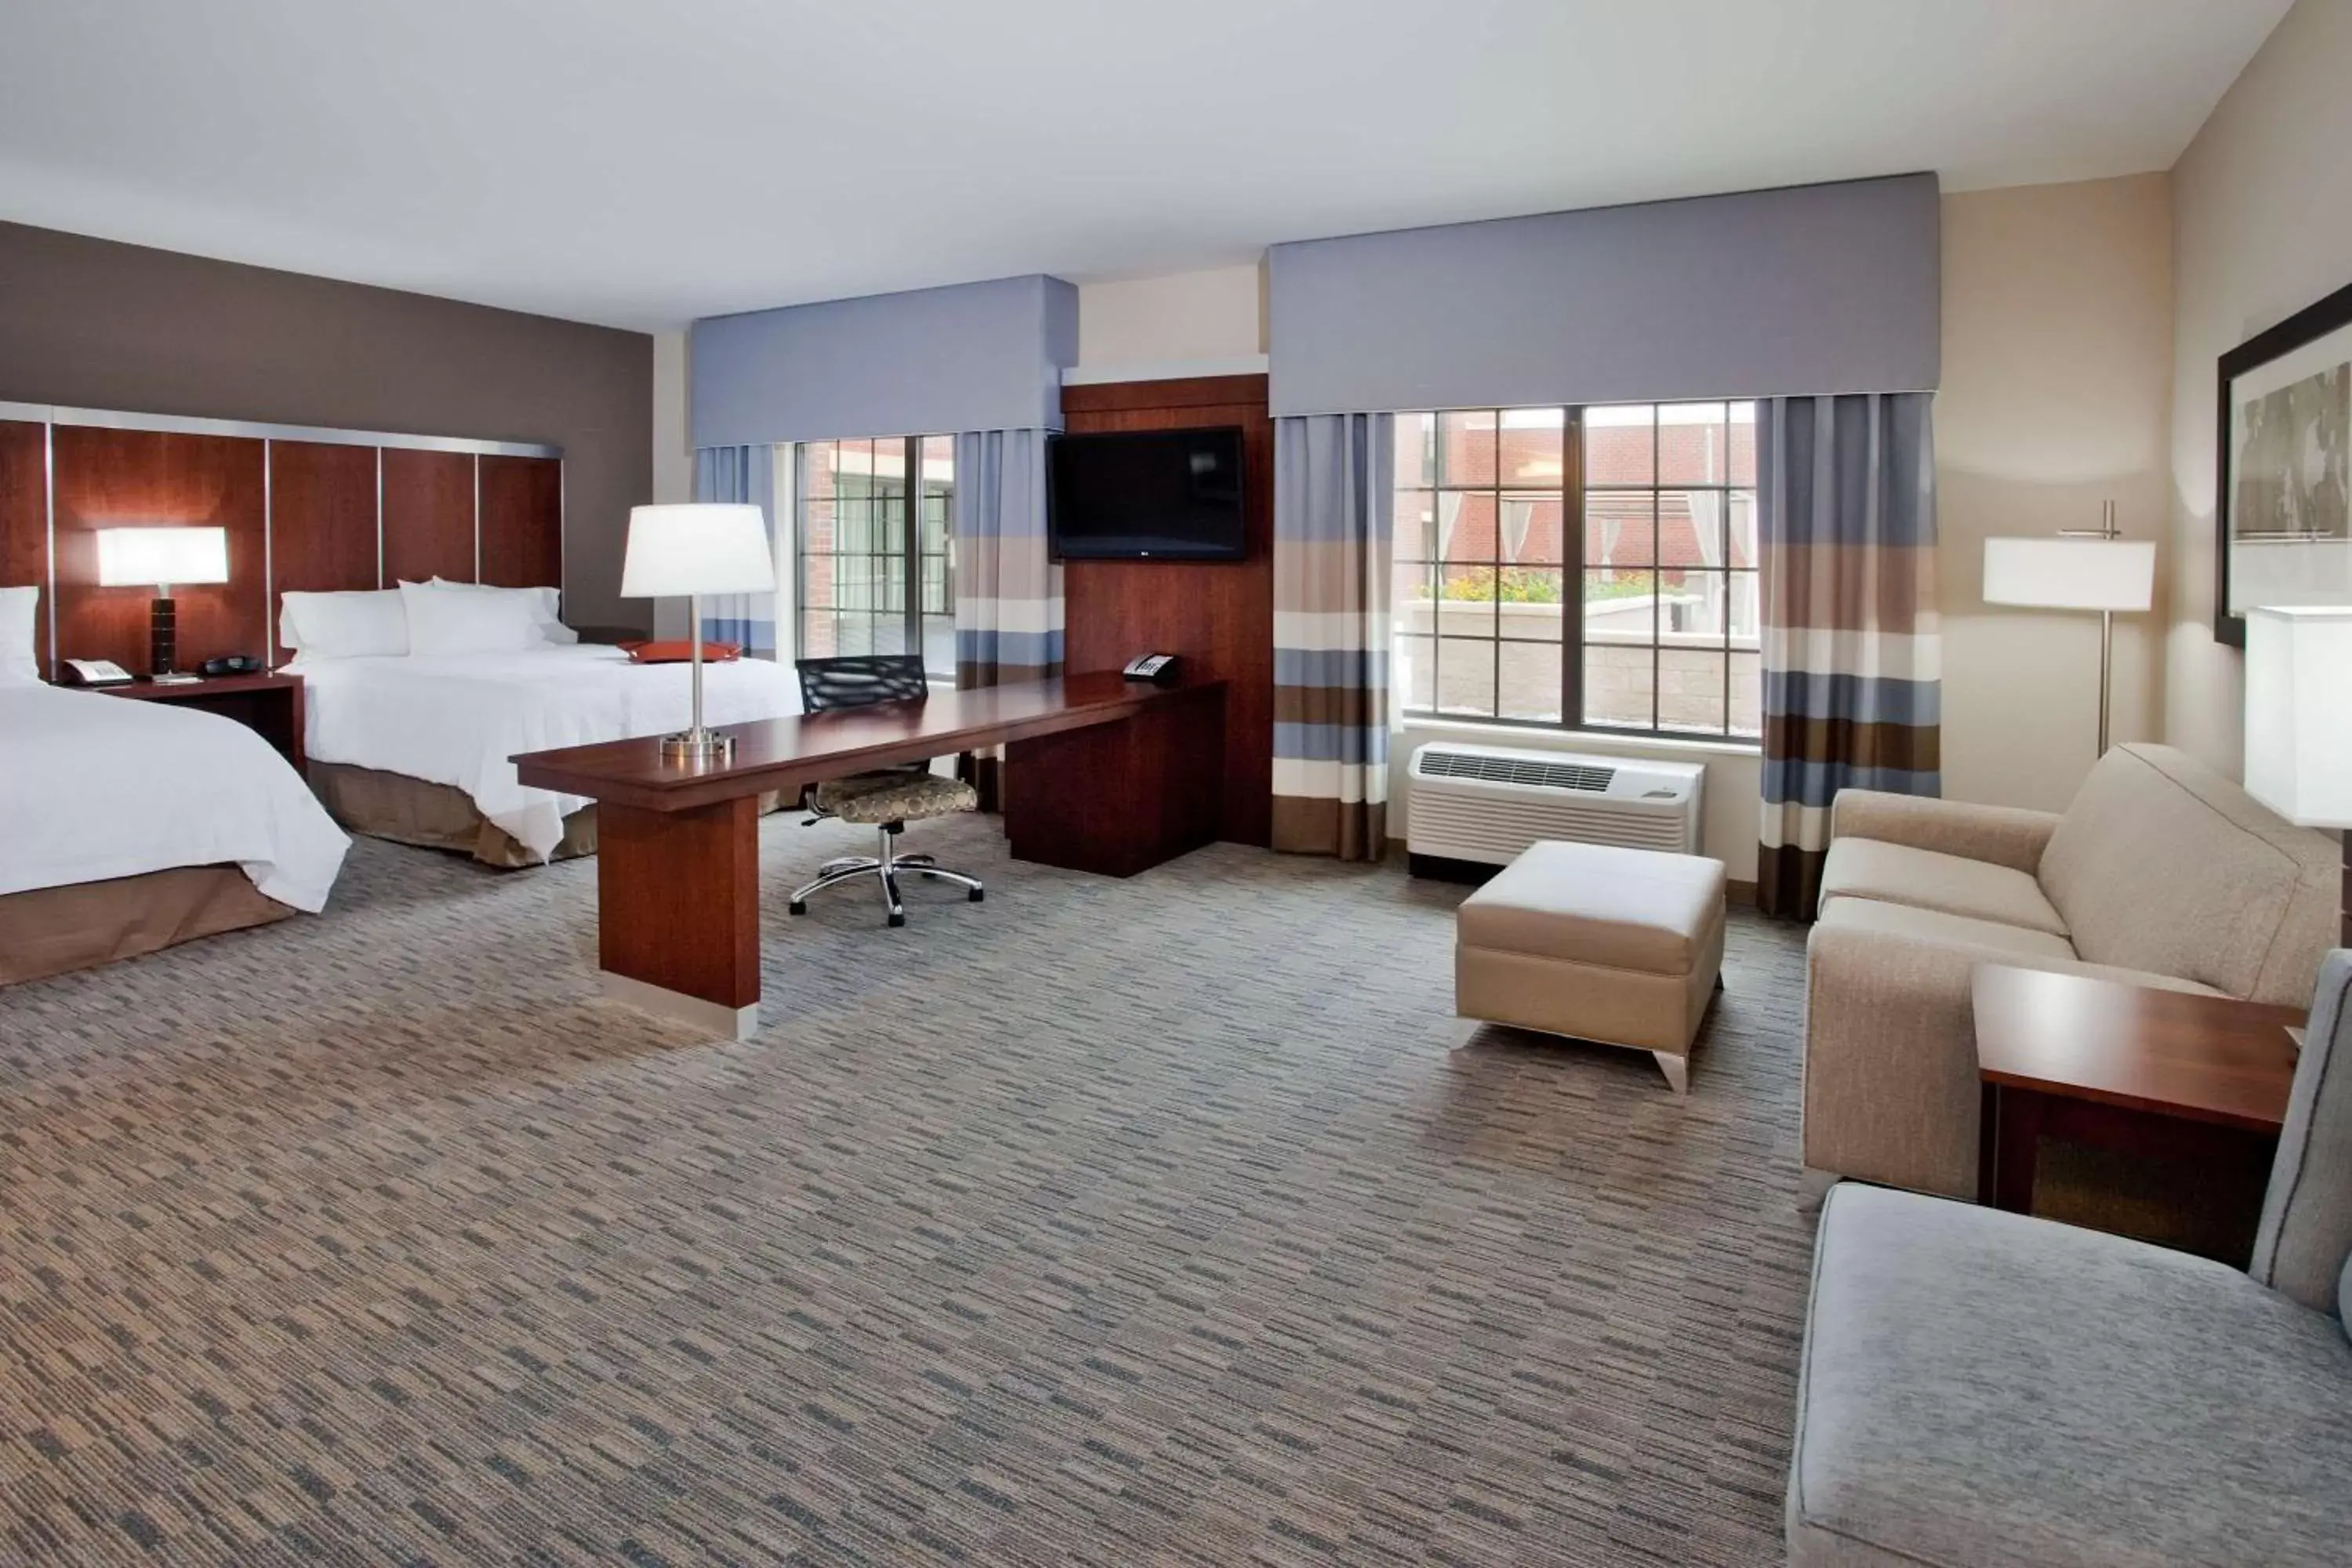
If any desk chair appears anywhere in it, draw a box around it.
[788,654,984,927]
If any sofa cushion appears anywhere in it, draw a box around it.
[1790,1183,2352,1567]
[1819,837,2068,935]
[1814,895,2077,962]
[1456,841,1725,975]
[2039,743,2339,1004]
[2252,951,2352,1317]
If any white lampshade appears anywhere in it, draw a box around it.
[1982,536,2155,612]
[619,504,774,598]
[95,526,230,589]
[2244,605,2352,829]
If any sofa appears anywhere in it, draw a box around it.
[1785,951,2352,1566]
[1802,742,2339,1199]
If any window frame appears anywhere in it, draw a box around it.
[793,434,956,680]
[1394,401,1759,745]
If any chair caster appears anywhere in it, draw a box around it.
[888,912,906,928]
[968,888,985,902]
[789,900,807,916]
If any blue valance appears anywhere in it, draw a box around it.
[691,274,1077,448]
[1267,173,1940,417]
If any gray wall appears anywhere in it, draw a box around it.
[0,221,653,632]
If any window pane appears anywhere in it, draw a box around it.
[1728,570,1760,642]
[924,613,956,679]
[1584,405,1654,485]
[1398,634,1435,710]
[1441,492,1494,561]
[835,613,873,655]
[1438,410,1497,487]
[1584,570,1657,644]
[1728,402,1757,487]
[1497,407,1565,485]
[1436,637,1496,717]
[803,612,837,657]
[1438,565,1497,640]
[1728,488,1758,568]
[1659,648,1727,735]
[802,441,839,503]
[1497,568,1564,638]
[1582,644,1653,728]
[1661,401,1730,485]
[921,554,949,615]
[1395,488,1435,559]
[1674,488,1725,568]
[1394,557,1435,635]
[1730,649,1762,738]
[1498,492,1561,564]
[802,499,837,560]
[1396,412,1436,488]
[1584,492,1656,568]
[1498,641,1563,722]
[1662,570,1729,639]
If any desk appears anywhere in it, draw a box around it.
[1973,964,2303,1250]
[514,673,1225,1036]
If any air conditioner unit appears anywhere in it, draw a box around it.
[1406,742,1704,868]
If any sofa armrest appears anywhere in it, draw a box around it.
[1829,790,2062,876]
[1803,926,2220,1199]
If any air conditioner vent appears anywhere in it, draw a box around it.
[1415,750,1616,793]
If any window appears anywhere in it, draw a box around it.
[795,435,956,677]
[1393,401,1759,739]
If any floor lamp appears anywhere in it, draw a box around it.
[2243,605,2352,949]
[1982,503,2156,757]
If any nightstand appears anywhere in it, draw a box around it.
[1973,963,2305,1261]
[97,671,307,775]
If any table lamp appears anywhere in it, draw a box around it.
[619,503,775,761]
[2243,604,2352,949]
[1982,502,2156,756]
[94,525,230,684]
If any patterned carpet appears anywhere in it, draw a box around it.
[0,817,1814,1566]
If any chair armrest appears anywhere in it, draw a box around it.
[1829,790,2061,876]
[1804,924,2223,1199]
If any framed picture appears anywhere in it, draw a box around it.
[2216,275,2352,647]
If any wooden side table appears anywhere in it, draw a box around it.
[1973,964,2303,1240]
[97,671,307,775]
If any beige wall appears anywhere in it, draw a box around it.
[1074,264,1266,368]
[1937,176,2175,811]
[2165,0,2352,777]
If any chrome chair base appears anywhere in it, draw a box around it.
[788,822,984,928]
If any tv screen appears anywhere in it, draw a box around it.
[1047,427,1247,561]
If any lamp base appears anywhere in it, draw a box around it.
[659,728,735,763]
[147,672,203,686]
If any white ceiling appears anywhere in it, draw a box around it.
[0,0,2291,332]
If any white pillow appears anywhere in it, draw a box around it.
[399,579,543,655]
[281,589,408,660]
[423,578,578,644]
[0,585,38,684]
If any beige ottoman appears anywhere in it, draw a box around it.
[1455,840,1727,1093]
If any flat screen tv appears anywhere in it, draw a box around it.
[1047,426,1247,561]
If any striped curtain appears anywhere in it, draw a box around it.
[951,429,1061,686]
[1757,393,1940,918]
[1272,413,1395,859]
[693,445,780,655]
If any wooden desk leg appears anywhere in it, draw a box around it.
[1983,1085,2045,1214]
[594,797,761,1040]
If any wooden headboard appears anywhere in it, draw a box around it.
[0,405,562,676]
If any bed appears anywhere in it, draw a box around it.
[292,644,805,865]
[0,680,351,985]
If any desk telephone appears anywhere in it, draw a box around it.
[1122,652,1181,684]
[61,659,135,687]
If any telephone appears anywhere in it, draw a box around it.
[200,654,264,677]
[1121,652,1181,684]
[61,659,134,688]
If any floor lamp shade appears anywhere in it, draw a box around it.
[620,504,773,598]
[2244,606,2352,829]
[1981,536,2155,611]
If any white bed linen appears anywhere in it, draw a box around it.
[0,684,349,910]
[291,645,806,861]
